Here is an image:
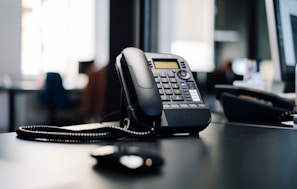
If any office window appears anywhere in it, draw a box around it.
[21,0,96,77]
[157,0,215,72]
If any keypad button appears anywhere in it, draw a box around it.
[161,95,171,101]
[171,95,184,101]
[180,82,187,89]
[185,95,192,101]
[187,81,196,89]
[159,89,164,94]
[163,84,171,89]
[161,78,169,83]
[165,89,173,95]
[171,84,179,89]
[173,89,182,95]
[159,72,167,78]
[168,72,175,78]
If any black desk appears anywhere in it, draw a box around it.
[1,121,297,189]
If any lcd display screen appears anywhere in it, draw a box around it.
[153,60,179,69]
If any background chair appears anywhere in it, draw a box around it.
[38,72,71,125]
[81,66,108,123]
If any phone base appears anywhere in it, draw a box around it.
[119,94,211,135]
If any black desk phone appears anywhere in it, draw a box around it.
[115,47,211,135]
[214,84,295,123]
[16,47,211,142]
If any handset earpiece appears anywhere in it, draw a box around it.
[121,47,163,120]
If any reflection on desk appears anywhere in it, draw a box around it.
[1,121,297,189]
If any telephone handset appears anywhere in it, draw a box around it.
[16,48,211,142]
[116,47,211,134]
[118,47,163,123]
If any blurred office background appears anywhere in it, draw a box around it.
[0,0,270,132]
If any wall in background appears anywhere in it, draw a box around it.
[0,0,21,131]
[0,0,22,80]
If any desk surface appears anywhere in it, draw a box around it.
[1,121,297,189]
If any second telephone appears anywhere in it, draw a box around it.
[115,47,211,135]
[214,84,295,123]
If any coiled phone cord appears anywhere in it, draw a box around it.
[16,118,156,142]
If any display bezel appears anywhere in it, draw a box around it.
[153,59,180,69]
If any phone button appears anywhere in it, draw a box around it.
[171,95,184,101]
[169,78,177,83]
[165,89,173,95]
[180,82,187,89]
[180,104,189,108]
[171,84,179,89]
[189,104,199,108]
[161,78,169,83]
[177,70,191,80]
[167,72,175,78]
[171,104,180,108]
[173,89,182,95]
[161,95,171,101]
[163,104,170,108]
[163,84,171,89]
[189,90,201,101]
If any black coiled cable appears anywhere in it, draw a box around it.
[16,121,155,143]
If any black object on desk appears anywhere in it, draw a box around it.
[91,145,163,173]
[214,84,294,123]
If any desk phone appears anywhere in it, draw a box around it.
[116,47,211,135]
